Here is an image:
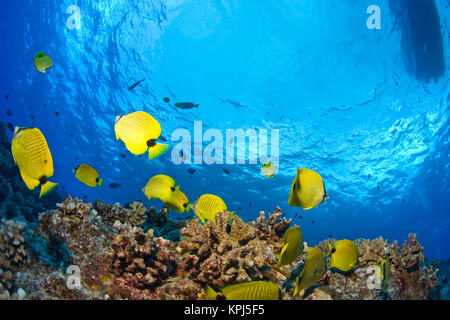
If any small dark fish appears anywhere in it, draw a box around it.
[368,174,371,179]
[159,136,168,142]
[163,97,170,103]
[236,207,242,211]
[83,195,87,199]
[377,185,381,191]
[402,198,406,203]
[443,277,448,285]
[29,106,32,110]
[174,102,199,109]
[7,122,13,132]
[5,94,10,100]
[62,186,65,190]
[299,216,303,219]
[223,168,230,174]
[128,78,145,91]
[109,183,121,189]
[70,133,73,137]
[75,157,79,160]
[30,115,35,119]
[6,109,12,116]
[54,111,59,116]
[43,103,47,107]
[328,234,333,238]
[120,153,126,158]
[312,220,315,224]
[249,202,252,207]
[187,168,196,175]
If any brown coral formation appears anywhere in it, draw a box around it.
[178,211,287,288]
[37,197,114,298]
[299,234,439,300]
[93,200,147,227]
[109,221,201,299]
[390,233,424,272]
[0,219,29,300]
[249,207,291,244]
[0,198,441,301]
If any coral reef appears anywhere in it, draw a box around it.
[0,121,63,223]
[0,219,29,300]
[0,193,443,300]
[109,221,201,299]
[178,210,289,289]
[92,200,146,227]
[93,200,185,241]
[249,207,291,244]
[35,197,114,299]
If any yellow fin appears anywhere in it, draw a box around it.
[19,170,40,190]
[148,143,169,160]
[195,212,206,224]
[39,181,58,198]
[302,207,313,210]
[98,179,104,187]
[327,242,332,256]
[277,243,289,266]
[125,142,149,155]
[205,285,218,300]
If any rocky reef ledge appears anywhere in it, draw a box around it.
[0,197,443,300]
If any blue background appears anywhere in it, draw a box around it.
[0,1,448,259]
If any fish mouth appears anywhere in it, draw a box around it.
[115,115,123,124]
[39,176,47,185]
[13,126,32,137]
[147,139,156,147]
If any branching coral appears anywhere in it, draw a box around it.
[390,233,424,272]
[179,211,283,288]
[109,221,200,299]
[249,207,291,244]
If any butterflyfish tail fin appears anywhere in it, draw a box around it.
[148,143,169,160]
[40,181,58,198]
[205,285,218,300]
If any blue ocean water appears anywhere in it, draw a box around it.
[0,0,448,261]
